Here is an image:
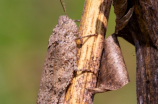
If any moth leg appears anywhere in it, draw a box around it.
[74,62,96,74]
[75,68,110,93]
[74,68,97,77]
[74,20,80,22]
[75,34,98,47]
[75,34,97,40]
[75,68,94,73]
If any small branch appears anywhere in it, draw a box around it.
[64,0,112,104]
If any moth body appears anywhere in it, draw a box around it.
[37,15,78,104]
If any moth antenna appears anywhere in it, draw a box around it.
[60,0,67,16]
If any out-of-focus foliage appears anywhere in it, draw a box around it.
[0,0,136,104]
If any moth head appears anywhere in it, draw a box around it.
[58,15,78,33]
[58,15,69,26]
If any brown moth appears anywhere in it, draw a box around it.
[36,0,79,103]
[36,15,78,104]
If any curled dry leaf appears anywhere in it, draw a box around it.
[88,34,129,93]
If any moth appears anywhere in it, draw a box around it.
[36,14,78,104]
[36,0,79,103]
[36,0,95,103]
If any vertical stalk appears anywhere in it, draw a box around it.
[65,0,112,104]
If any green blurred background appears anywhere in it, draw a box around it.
[0,0,136,104]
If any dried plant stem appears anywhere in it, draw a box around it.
[64,0,112,104]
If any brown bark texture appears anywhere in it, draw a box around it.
[64,0,112,104]
[117,0,158,103]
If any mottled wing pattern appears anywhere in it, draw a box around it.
[37,15,78,104]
